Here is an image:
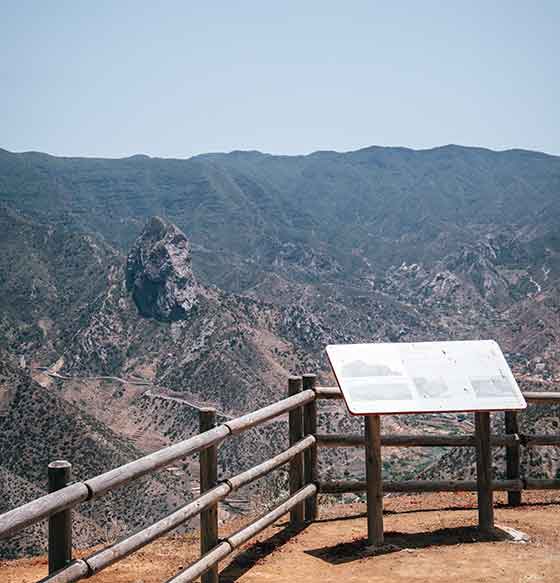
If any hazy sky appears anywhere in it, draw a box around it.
[1,1,558,158]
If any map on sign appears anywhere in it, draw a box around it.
[326,340,526,415]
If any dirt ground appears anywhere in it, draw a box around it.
[2,491,560,583]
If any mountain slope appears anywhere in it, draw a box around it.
[0,351,187,558]
[1,144,559,557]
[0,204,119,364]
[1,145,559,290]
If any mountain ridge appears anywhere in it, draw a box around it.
[2,142,559,294]
[3,143,559,162]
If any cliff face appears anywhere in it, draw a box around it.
[126,216,198,321]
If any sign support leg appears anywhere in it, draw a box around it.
[475,411,494,531]
[365,414,384,546]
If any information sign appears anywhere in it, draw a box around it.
[326,340,526,415]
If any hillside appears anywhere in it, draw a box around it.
[0,351,186,558]
[1,145,559,370]
[1,145,559,291]
[0,205,119,364]
[1,144,559,557]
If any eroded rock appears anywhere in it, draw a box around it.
[126,216,198,320]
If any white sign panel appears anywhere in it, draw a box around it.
[326,340,526,415]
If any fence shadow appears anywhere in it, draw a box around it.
[219,522,307,582]
[315,506,476,524]
[305,525,509,565]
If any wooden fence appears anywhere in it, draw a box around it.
[314,388,560,502]
[0,376,559,582]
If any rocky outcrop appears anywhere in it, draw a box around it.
[126,217,198,321]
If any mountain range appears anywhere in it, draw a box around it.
[1,144,559,557]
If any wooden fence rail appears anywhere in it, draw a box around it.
[0,378,559,583]
[316,433,519,448]
[165,484,317,583]
[0,389,314,541]
[37,435,317,583]
[316,386,560,512]
[1,385,314,582]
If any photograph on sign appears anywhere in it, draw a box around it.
[326,340,527,415]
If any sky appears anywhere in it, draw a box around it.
[1,1,559,158]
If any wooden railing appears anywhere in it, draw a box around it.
[314,387,560,500]
[0,381,317,583]
[1,377,559,583]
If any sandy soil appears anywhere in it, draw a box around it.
[2,491,560,583]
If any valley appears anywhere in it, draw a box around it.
[0,144,559,557]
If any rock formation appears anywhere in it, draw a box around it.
[126,216,198,321]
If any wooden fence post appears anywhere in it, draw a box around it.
[365,415,384,546]
[303,373,318,522]
[505,411,522,507]
[199,408,219,583]
[288,376,304,526]
[48,460,73,574]
[475,411,494,531]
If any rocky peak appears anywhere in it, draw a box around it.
[126,216,198,321]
